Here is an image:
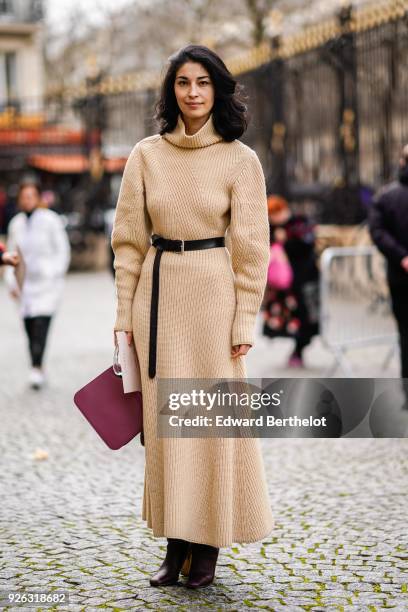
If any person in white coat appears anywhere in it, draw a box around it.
[4,181,71,389]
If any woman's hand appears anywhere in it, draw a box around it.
[10,287,20,300]
[231,344,251,358]
[113,330,133,346]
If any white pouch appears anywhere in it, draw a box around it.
[115,331,142,393]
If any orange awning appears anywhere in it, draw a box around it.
[27,154,127,174]
[0,128,85,145]
[103,157,128,173]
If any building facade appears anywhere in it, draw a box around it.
[0,0,44,112]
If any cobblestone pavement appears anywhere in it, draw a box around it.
[0,270,407,611]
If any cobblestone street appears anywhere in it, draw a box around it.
[0,270,407,611]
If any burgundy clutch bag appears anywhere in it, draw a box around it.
[73,346,143,450]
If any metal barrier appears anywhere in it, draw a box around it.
[319,246,398,376]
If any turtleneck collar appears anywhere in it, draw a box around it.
[162,113,223,149]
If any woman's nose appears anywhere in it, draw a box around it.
[188,84,199,96]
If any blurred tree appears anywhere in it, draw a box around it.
[45,0,253,85]
[44,4,92,93]
[245,0,276,45]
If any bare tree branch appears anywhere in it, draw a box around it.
[245,0,276,45]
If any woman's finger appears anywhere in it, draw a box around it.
[231,344,251,358]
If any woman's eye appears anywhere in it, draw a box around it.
[177,81,210,86]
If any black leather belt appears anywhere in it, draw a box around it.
[148,233,225,378]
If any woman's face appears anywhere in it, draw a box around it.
[18,186,40,212]
[174,61,214,122]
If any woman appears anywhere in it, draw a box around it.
[262,195,319,367]
[4,181,71,389]
[111,44,274,589]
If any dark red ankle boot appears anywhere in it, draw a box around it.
[185,543,219,588]
[149,538,191,587]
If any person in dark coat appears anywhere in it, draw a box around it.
[262,195,319,367]
[369,145,408,409]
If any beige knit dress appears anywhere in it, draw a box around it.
[111,112,274,548]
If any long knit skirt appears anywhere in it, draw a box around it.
[132,244,274,548]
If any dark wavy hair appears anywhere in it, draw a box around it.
[154,44,249,141]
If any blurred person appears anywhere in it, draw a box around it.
[41,189,58,210]
[369,145,408,409]
[111,44,273,589]
[4,181,71,390]
[0,241,19,267]
[262,195,319,367]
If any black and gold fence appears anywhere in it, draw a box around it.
[1,0,408,224]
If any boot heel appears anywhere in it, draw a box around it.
[180,546,192,576]
[149,538,190,587]
[185,543,219,588]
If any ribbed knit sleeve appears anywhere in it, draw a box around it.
[229,151,270,347]
[111,143,152,331]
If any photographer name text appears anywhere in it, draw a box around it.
[166,415,327,428]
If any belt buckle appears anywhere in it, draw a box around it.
[179,239,184,255]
